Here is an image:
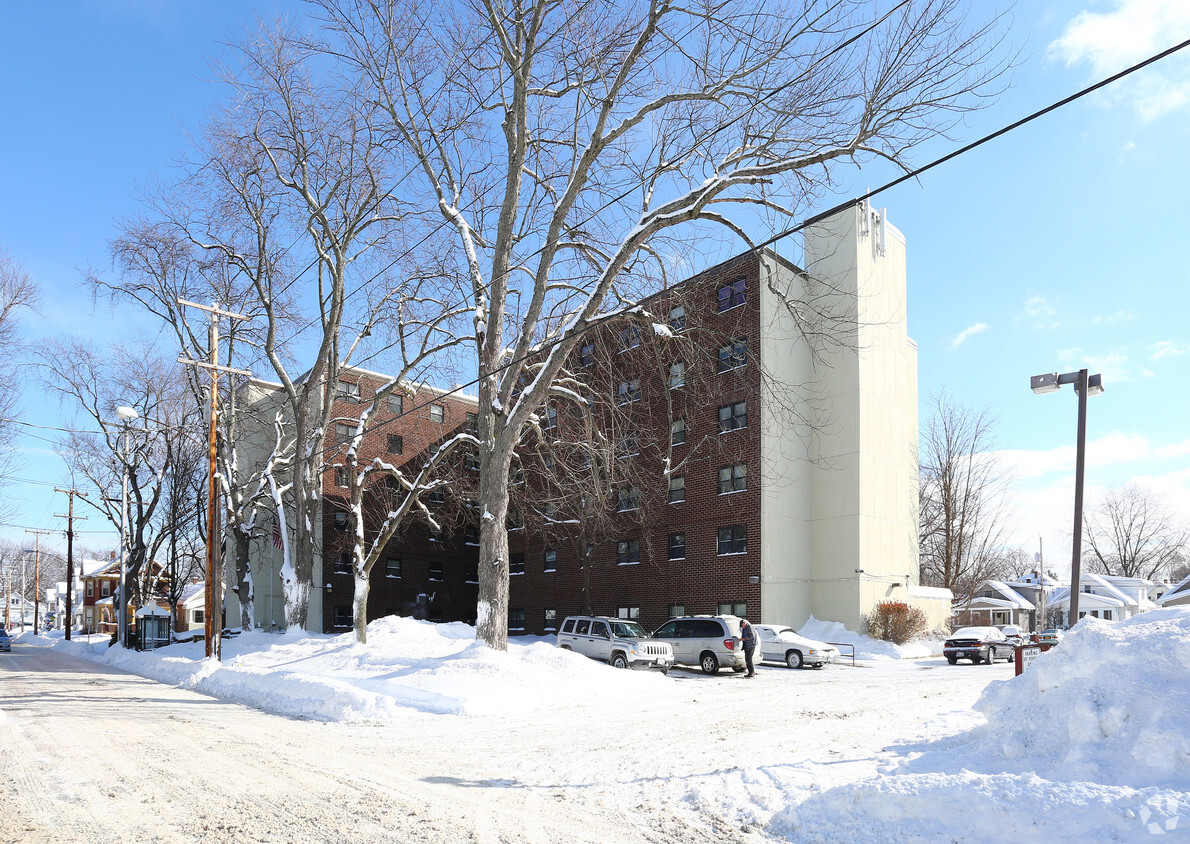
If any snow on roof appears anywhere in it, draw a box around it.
[1158,572,1190,605]
[135,604,170,617]
[907,584,952,601]
[81,558,118,577]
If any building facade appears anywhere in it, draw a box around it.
[234,204,938,636]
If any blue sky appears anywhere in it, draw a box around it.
[1,1,1187,579]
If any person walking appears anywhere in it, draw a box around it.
[740,618,758,677]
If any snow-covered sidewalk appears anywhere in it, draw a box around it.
[19,608,1190,842]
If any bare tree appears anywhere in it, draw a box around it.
[1083,483,1189,581]
[0,249,40,519]
[918,393,1013,603]
[317,0,1010,648]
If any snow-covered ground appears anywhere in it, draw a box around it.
[17,608,1190,842]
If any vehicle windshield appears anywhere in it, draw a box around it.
[611,621,647,639]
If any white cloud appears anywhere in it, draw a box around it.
[993,431,1152,480]
[1152,340,1190,360]
[1049,0,1190,120]
[1015,295,1059,329]
[1092,310,1132,325]
[949,322,988,350]
[1156,440,1190,459]
[1056,349,1149,384]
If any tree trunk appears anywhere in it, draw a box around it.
[475,436,512,650]
[234,529,253,631]
[352,572,370,644]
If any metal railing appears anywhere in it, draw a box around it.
[828,642,856,667]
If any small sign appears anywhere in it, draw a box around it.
[1020,646,1040,672]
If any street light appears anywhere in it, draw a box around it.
[1030,369,1104,627]
[115,405,139,648]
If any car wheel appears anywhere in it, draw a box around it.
[732,666,746,673]
[560,645,571,650]
[985,649,996,664]
[947,656,957,665]
[610,653,629,669]
[786,650,803,670]
[700,652,720,674]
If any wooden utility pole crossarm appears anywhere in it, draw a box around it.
[177,299,250,662]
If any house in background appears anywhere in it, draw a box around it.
[175,579,207,634]
[954,576,1051,632]
[1048,572,1156,626]
[1156,572,1190,608]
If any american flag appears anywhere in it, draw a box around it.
[272,520,283,550]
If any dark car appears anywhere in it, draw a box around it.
[943,626,1013,665]
[0,627,11,653]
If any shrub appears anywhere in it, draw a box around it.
[865,601,928,645]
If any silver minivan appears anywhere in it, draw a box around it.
[556,616,674,672]
[650,615,746,674]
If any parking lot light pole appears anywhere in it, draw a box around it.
[1030,369,1104,627]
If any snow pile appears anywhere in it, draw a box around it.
[774,608,1190,842]
[50,615,677,722]
[798,616,938,661]
[968,608,1190,789]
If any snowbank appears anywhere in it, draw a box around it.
[776,608,1190,842]
[798,616,938,661]
[47,616,677,722]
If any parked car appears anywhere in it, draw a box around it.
[1038,628,1064,646]
[556,616,674,672]
[943,626,1013,665]
[651,615,746,674]
[0,627,10,653]
[752,624,839,669]
[997,624,1023,645]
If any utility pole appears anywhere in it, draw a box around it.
[178,299,250,662]
[55,489,87,641]
[24,530,51,635]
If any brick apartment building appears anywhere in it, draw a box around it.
[232,204,949,637]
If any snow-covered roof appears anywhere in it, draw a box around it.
[135,604,170,617]
[179,581,205,604]
[1158,572,1190,605]
[907,584,952,601]
[960,595,1026,611]
[81,558,119,577]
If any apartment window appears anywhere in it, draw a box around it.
[507,508,523,530]
[465,452,480,471]
[667,305,686,332]
[544,608,557,630]
[668,475,686,504]
[580,343,594,367]
[333,606,351,628]
[510,552,525,575]
[718,463,747,494]
[512,467,525,485]
[617,378,641,404]
[428,561,444,581]
[192,608,205,624]
[430,404,445,423]
[718,339,747,373]
[428,490,446,504]
[386,557,401,578]
[465,562,477,583]
[101,581,110,597]
[718,401,747,433]
[336,380,360,402]
[335,423,354,445]
[617,606,640,621]
[465,412,478,432]
[616,539,640,565]
[464,526,479,546]
[668,532,686,560]
[717,277,746,312]
[87,582,93,598]
[541,502,557,519]
[618,324,641,351]
[544,549,557,571]
[669,360,686,389]
[617,486,640,512]
[387,434,403,455]
[333,511,348,532]
[509,608,525,631]
[542,454,555,472]
[718,601,747,617]
[616,432,640,460]
[670,419,686,446]
[428,526,443,542]
[544,406,557,430]
[334,466,348,488]
[668,604,686,618]
[335,552,351,574]
[387,394,403,415]
[717,525,748,555]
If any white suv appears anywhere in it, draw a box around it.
[556,616,674,673]
[650,615,746,674]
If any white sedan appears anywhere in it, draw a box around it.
[753,624,839,669]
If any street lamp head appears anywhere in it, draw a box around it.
[115,406,139,422]
[1030,373,1060,395]
[1082,373,1105,397]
